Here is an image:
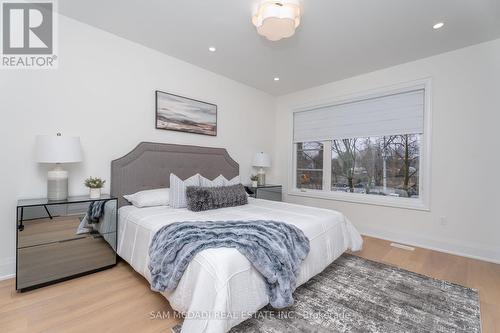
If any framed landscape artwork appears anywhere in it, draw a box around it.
[155,91,217,136]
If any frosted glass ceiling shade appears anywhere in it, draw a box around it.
[252,0,301,41]
[36,134,83,163]
[253,152,271,168]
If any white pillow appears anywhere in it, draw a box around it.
[123,188,170,208]
[169,173,201,208]
[225,176,241,186]
[200,174,226,187]
[199,175,241,187]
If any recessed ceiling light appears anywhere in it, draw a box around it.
[208,46,216,52]
[274,77,280,81]
[433,22,444,30]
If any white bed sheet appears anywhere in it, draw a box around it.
[117,198,363,333]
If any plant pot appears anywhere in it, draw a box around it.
[251,181,258,188]
[89,188,101,199]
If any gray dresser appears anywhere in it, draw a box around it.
[16,196,117,292]
[245,184,282,202]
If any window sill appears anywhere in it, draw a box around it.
[287,189,430,211]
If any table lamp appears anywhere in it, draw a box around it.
[252,152,271,186]
[36,133,83,200]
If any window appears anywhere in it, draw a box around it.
[291,82,430,210]
[296,142,323,190]
[330,135,421,197]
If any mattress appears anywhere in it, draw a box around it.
[117,198,363,333]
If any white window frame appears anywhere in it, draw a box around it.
[288,78,432,211]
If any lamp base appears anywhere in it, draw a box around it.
[47,164,68,201]
[257,168,266,186]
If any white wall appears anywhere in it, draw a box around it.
[1,14,499,281]
[0,15,276,278]
[275,39,500,263]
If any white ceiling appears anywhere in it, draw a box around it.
[58,0,500,95]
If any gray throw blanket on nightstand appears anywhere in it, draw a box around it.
[76,200,107,234]
[148,220,310,308]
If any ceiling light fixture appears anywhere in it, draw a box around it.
[433,22,444,30]
[208,46,216,52]
[274,77,280,81]
[252,0,301,42]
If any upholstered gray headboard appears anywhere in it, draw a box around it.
[111,142,239,207]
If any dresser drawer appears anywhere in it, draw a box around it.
[17,234,116,290]
[256,187,282,201]
[18,215,84,248]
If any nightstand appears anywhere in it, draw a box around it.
[245,184,282,202]
[16,195,117,292]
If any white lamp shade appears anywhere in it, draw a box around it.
[36,135,83,163]
[252,152,271,168]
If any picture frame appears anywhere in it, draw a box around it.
[155,90,217,136]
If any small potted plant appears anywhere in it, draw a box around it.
[84,177,106,199]
[250,175,259,188]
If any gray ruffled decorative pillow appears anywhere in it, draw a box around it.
[186,184,248,212]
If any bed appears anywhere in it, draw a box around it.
[111,142,363,333]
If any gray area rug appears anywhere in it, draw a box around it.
[172,253,481,333]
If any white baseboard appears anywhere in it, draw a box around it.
[0,257,15,281]
[0,273,15,281]
[358,225,500,265]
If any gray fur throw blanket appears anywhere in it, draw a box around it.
[76,200,107,235]
[148,220,310,308]
[86,200,106,223]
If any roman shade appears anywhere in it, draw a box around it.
[293,89,425,142]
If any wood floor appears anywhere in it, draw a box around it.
[1,236,499,332]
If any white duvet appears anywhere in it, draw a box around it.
[117,198,363,333]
